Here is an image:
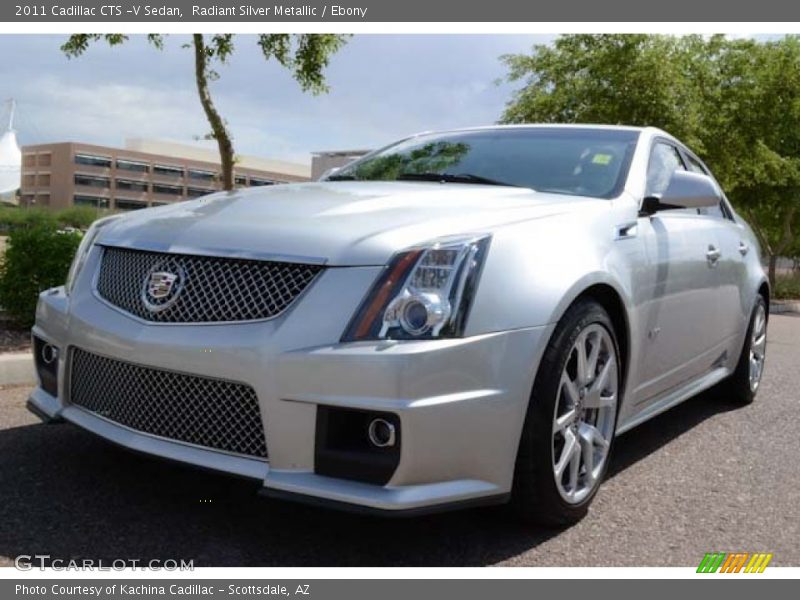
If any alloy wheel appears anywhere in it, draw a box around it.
[749,303,767,392]
[552,324,618,504]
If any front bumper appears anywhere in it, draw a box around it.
[29,270,551,514]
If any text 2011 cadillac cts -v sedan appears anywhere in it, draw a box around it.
[28,125,769,524]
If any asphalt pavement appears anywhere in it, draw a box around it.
[1,315,798,567]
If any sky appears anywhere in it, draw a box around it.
[0,34,554,165]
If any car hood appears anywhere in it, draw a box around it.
[100,181,599,266]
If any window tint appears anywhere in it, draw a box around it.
[115,199,148,211]
[249,177,276,186]
[187,187,214,198]
[117,159,149,173]
[75,154,112,168]
[74,174,110,188]
[116,179,148,193]
[188,169,216,181]
[332,128,640,199]
[74,194,109,208]
[683,152,727,219]
[685,154,707,175]
[646,142,684,197]
[153,164,184,177]
[153,183,183,196]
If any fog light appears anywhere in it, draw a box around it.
[41,344,58,365]
[367,418,396,448]
[33,336,59,397]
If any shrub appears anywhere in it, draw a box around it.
[0,206,101,233]
[0,225,81,327]
[55,206,99,230]
[0,206,56,232]
[773,273,800,300]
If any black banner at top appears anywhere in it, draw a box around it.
[3,0,800,22]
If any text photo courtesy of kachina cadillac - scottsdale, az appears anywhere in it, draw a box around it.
[1,31,799,569]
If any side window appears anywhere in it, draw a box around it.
[685,154,707,175]
[683,152,727,219]
[646,142,685,197]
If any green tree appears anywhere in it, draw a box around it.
[500,35,721,151]
[500,34,800,288]
[705,38,800,286]
[62,34,349,190]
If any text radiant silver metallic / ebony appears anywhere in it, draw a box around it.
[29,125,768,524]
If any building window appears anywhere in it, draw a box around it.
[75,154,112,168]
[117,159,149,173]
[37,174,51,186]
[74,174,110,188]
[249,177,275,186]
[153,183,183,196]
[186,187,214,198]
[116,179,148,193]
[115,199,148,211]
[38,153,52,167]
[153,164,184,177]
[188,169,217,182]
[22,173,35,187]
[74,195,110,208]
[23,155,36,168]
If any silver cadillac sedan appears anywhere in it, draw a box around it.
[28,125,768,524]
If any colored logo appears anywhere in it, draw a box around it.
[141,262,186,312]
[697,552,773,573]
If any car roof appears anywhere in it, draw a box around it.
[408,123,670,139]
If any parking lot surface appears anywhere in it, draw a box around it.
[1,315,798,567]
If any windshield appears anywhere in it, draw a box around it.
[330,127,639,199]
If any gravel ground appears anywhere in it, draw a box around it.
[0,320,30,352]
[0,315,798,567]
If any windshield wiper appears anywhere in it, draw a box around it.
[395,172,521,188]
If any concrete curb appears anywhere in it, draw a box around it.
[771,301,800,315]
[0,352,35,386]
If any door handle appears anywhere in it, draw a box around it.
[706,245,721,266]
[739,241,750,256]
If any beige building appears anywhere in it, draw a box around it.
[20,139,311,211]
[311,149,370,180]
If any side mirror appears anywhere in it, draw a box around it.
[641,170,722,215]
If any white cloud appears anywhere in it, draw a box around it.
[3,34,547,163]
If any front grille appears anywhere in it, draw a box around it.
[69,348,267,459]
[96,246,323,323]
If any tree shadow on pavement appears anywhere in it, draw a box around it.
[0,385,742,567]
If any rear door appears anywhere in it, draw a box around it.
[634,141,723,404]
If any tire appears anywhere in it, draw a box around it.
[512,299,621,526]
[724,295,768,406]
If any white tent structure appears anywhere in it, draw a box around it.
[0,99,21,205]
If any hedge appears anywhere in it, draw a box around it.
[0,225,82,328]
[0,205,98,233]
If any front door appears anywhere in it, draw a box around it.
[632,141,723,405]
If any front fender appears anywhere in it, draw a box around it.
[465,205,642,335]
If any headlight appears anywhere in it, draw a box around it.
[342,234,491,341]
[65,215,120,294]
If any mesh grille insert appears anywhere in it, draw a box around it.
[70,348,267,459]
[96,246,323,323]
